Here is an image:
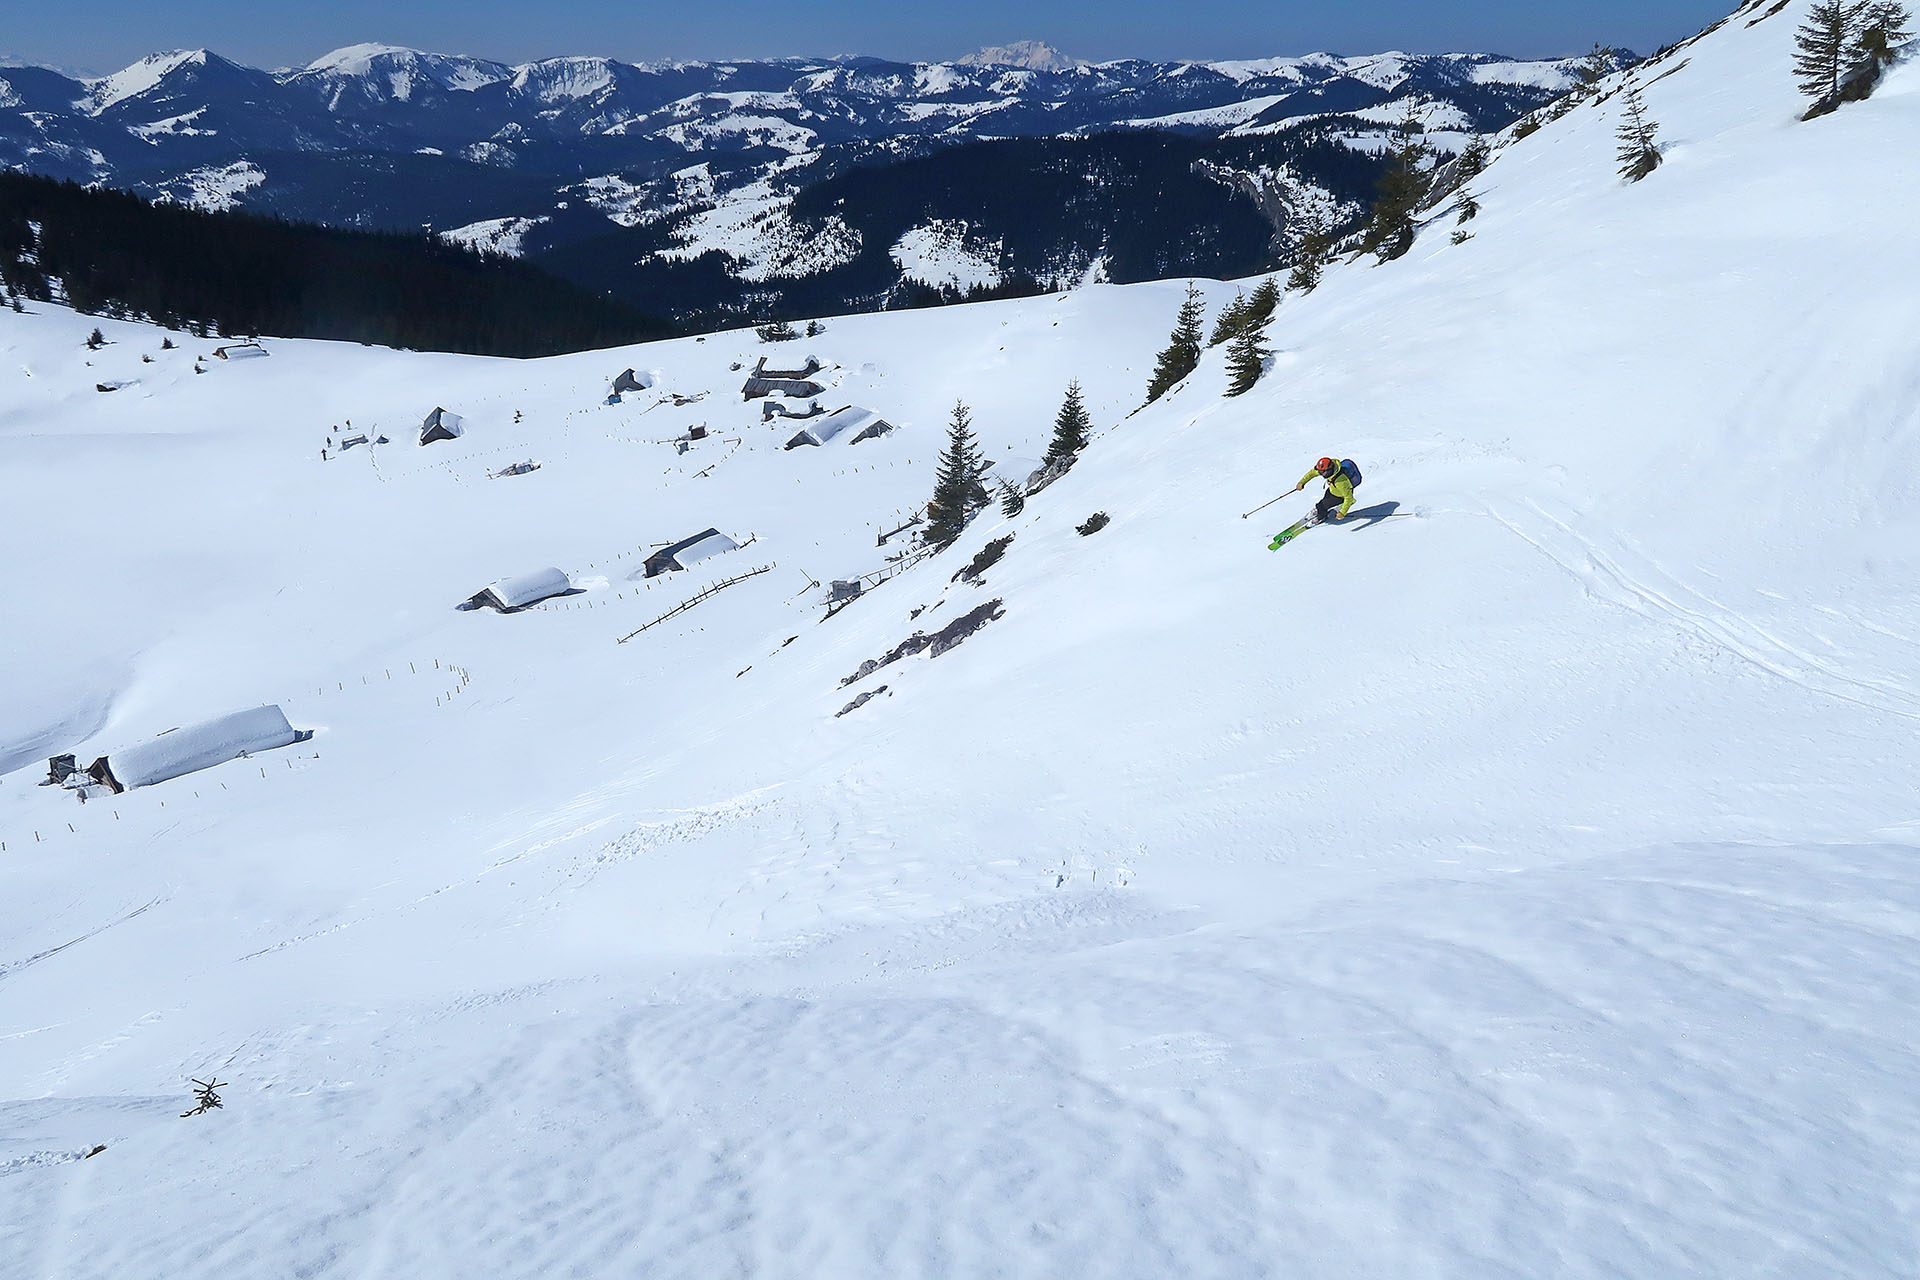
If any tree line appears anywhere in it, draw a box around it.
[0,172,672,357]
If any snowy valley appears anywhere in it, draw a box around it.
[3,2,1920,1276]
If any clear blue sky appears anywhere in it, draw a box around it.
[5,0,1740,76]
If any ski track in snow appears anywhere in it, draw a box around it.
[1487,498,1920,722]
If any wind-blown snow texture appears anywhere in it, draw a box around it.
[3,4,1919,1276]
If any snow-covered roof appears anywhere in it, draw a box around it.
[479,567,572,610]
[108,705,301,790]
[985,454,1044,488]
[671,532,738,568]
[787,404,887,448]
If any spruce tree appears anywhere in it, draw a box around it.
[1454,136,1492,184]
[925,400,986,550]
[1286,219,1333,293]
[1208,292,1249,346]
[1044,380,1093,466]
[1615,84,1662,182]
[1223,316,1272,397]
[1363,107,1431,263]
[1576,43,1617,91]
[997,479,1026,518]
[1241,277,1281,329]
[1796,0,1866,109]
[85,327,103,349]
[1144,284,1205,404]
[1845,2,1913,98]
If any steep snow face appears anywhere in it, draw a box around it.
[439,214,549,256]
[3,3,1920,1275]
[85,50,213,113]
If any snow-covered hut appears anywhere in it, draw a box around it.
[743,374,826,401]
[784,405,892,450]
[419,407,465,445]
[606,368,655,403]
[460,566,573,612]
[754,354,824,380]
[643,529,740,578]
[88,705,309,794]
[762,399,825,423]
[984,454,1045,492]
[212,342,268,361]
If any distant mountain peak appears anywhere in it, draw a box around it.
[303,43,431,73]
[957,41,1078,72]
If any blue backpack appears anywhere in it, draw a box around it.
[1339,459,1362,487]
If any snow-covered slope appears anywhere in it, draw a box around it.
[3,3,1918,1275]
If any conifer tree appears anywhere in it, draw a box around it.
[1615,84,1662,182]
[1796,0,1867,109]
[925,400,986,550]
[1845,2,1913,98]
[1223,315,1272,397]
[1044,380,1093,466]
[1286,218,1334,293]
[85,326,103,349]
[1208,292,1249,346]
[997,479,1026,518]
[1363,106,1431,263]
[1453,136,1492,184]
[1241,277,1280,329]
[1576,43,1617,91]
[1144,283,1205,403]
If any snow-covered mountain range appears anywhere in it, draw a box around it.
[0,42,1595,320]
[8,2,1916,1274]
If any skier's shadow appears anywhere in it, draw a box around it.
[1342,501,1402,529]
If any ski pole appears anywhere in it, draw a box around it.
[1241,490,1294,519]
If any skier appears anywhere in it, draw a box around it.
[1293,456,1357,523]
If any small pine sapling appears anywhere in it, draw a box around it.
[160,335,174,349]
[1457,192,1481,223]
[85,327,104,349]
[1615,83,1662,182]
[805,319,824,337]
[997,479,1025,518]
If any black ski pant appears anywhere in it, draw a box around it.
[1314,489,1344,521]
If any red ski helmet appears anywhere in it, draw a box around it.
[1314,457,1336,475]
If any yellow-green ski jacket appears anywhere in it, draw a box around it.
[1301,468,1356,516]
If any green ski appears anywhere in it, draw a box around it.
[1268,516,1317,550]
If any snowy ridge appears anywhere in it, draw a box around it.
[3,3,1918,1274]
